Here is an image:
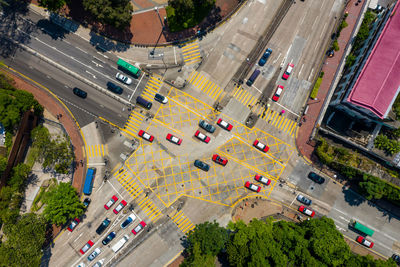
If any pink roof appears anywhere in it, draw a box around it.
[347,2,400,119]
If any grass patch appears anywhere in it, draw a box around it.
[310,76,323,99]
[31,178,57,212]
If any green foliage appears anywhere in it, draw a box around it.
[345,53,356,68]
[43,182,84,225]
[310,77,322,99]
[337,20,348,36]
[0,213,47,267]
[374,134,400,155]
[332,39,339,51]
[8,163,30,191]
[82,0,133,30]
[38,0,66,12]
[0,155,6,174]
[393,94,400,119]
[352,10,376,51]
[166,0,216,32]
[315,139,333,164]
[359,174,400,203]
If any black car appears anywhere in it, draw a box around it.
[154,93,168,104]
[96,218,111,235]
[102,231,116,245]
[73,87,87,98]
[327,49,334,58]
[392,254,400,265]
[106,82,123,94]
[83,198,91,209]
[296,194,312,205]
[199,120,216,133]
[308,172,325,184]
[194,160,210,172]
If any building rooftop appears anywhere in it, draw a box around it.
[347,2,400,119]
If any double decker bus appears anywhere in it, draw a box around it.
[117,58,141,78]
[349,219,374,236]
[83,167,96,195]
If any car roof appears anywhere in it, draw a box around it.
[276,88,283,95]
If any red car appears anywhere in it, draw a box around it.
[194,130,210,143]
[166,133,182,145]
[113,200,127,214]
[272,85,284,102]
[356,236,374,248]
[217,118,233,131]
[244,181,261,193]
[254,174,271,185]
[132,221,146,235]
[67,218,80,232]
[253,140,269,152]
[212,154,228,166]
[80,240,94,254]
[298,205,315,217]
[282,63,294,80]
[104,195,118,210]
[138,130,154,142]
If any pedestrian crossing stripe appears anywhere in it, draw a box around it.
[141,76,163,101]
[124,110,145,137]
[251,105,297,136]
[232,85,259,107]
[188,71,224,101]
[170,210,195,234]
[181,42,201,65]
[86,144,107,157]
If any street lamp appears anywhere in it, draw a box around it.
[150,7,165,56]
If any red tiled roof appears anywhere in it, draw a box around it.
[347,2,400,119]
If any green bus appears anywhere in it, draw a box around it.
[117,58,141,78]
[350,219,374,236]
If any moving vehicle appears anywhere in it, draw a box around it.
[194,160,210,172]
[246,69,261,86]
[296,194,312,205]
[112,235,130,253]
[80,240,94,254]
[212,154,228,166]
[282,63,294,80]
[356,236,374,248]
[136,96,152,109]
[117,58,141,78]
[113,200,127,214]
[116,72,132,85]
[254,174,271,185]
[104,195,118,210]
[96,218,111,235]
[244,181,261,192]
[272,85,284,102]
[106,82,123,94]
[138,130,154,142]
[253,140,269,152]
[258,48,272,66]
[83,197,91,208]
[166,133,182,145]
[67,218,80,232]
[199,120,216,133]
[83,167,96,195]
[349,219,374,236]
[308,172,325,184]
[217,118,233,131]
[87,247,101,261]
[102,231,116,245]
[154,93,168,104]
[194,130,210,143]
[73,87,87,99]
[121,214,137,229]
[298,205,315,217]
[132,221,146,235]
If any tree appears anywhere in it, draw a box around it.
[43,182,84,225]
[38,0,67,12]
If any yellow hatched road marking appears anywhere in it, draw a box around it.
[277,116,285,129]
[285,120,294,132]
[203,80,213,93]
[233,86,241,97]
[188,72,197,83]
[237,90,246,101]
[242,92,252,104]
[171,210,183,220]
[273,115,282,127]
[186,58,202,65]
[198,76,208,89]
[204,83,216,95]
[290,123,297,135]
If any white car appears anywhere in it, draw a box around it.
[121,214,137,229]
[116,72,132,85]
[87,247,101,261]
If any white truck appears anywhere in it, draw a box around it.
[111,235,130,253]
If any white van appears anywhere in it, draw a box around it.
[111,235,130,253]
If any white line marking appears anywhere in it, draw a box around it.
[174,47,177,65]
[251,85,262,94]
[73,233,83,243]
[339,216,350,222]
[273,52,281,65]
[298,63,304,77]
[268,99,300,117]
[129,73,145,102]
[93,56,106,64]
[107,180,123,198]
[308,68,314,81]
[76,46,88,54]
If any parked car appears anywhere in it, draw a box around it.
[254,174,271,185]
[194,130,210,143]
[166,133,182,145]
[272,85,284,102]
[113,200,127,214]
[67,218,80,232]
[83,197,91,209]
[199,120,216,133]
[296,194,312,205]
[102,231,116,245]
[356,236,374,248]
[121,214,137,229]
[138,130,154,142]
[87,247,101,261]
[116,72,132,85]
[308,172,325,184]
[132,221,146,235]
[212,154,228,166]
[194,160,210,172]
[258,48,272,66]
[104,195,119,210]
[282,63,294,80]
[73,87,87,98]
[244,181,261,192]
[327,49,334,58]
[253,140,269,152]
[298,205,315,217]
[96,218,111,235]
[93,260,104,267]
[391,254,400,265]
[106,81,123,94]
[216,118,233,131]
[79,240,94,254]
[154,93,168,104]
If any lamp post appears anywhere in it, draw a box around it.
[150,7,165,56]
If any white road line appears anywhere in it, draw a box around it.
[374,240,392,251]
[273,52,281,65]
[382,232,397,242]
[289,194,298,207]
[298,63,304,77]
[174,47,177,65]
[73,233,83,243]
[129,73,145,102]
[314,41,320,52]
[332,207,348,216]
[64,40,71,44]
[308,68,314,81]
[251,85,262,94]
[93,56,106,64]
[269,99,300,117]
[300,13,306,25]
[107,180,123,198]
[339,216,350,222]
[76,46,88,54]
[320,22,328,39]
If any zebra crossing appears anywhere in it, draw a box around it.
[232,85,258,107]
[115,169,162,222]
[123,110,145,137]
[86,144,107,157]
[169,210,195,234]
[188,71,225,101]
[141,75,163,101]
[252,104,297,136]
[181,42,202,65]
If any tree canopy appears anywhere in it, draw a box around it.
[38,0,67,12]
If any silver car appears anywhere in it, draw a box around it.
[116,72,132,85]
[87,247,101,261]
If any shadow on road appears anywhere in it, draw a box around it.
[89,31,130,53]
[342,186,365,206]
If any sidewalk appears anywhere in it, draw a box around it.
[296,0,365,163]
